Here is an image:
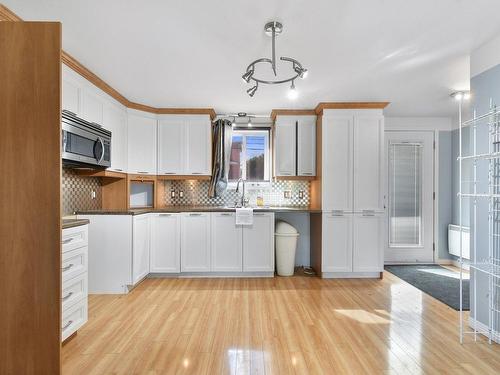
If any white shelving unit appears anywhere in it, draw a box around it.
[458,100,500,344]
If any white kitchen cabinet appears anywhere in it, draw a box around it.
[211,212,243,272]
[62,75,81,116]
[242,212,274,272]
[127,111,157,175]
[150,213,180,273]
[132,215,151,284]
[158,118,185,175]
[81,89,104,125]
[185,118,212,175]
[322,212,353,273]
[322,115,353,211]
[352,213,384,272]
[181,213,211,272]
[103,104,128,172]
[274,117,296,177]
[297,116,316,176]
[353,115,384,212]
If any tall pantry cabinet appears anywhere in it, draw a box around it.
[320,109,385,277]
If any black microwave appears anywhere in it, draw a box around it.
[61,110,111,168]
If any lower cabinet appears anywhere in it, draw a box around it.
[211,212,243,272]
[150,213,181,273]
[322,212,383,276]
[243,212,275,272]
[181,212,211,272]
[132,215,151,284]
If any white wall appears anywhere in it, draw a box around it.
[471,33,500,78]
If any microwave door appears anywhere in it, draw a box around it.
[93,137,105,164]
[63,130,102,165]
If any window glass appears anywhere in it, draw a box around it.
[228,130,269,182]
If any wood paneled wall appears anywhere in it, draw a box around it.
[0,21,62,374]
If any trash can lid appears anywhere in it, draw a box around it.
[275,220,299,235]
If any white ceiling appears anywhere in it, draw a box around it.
[6,0,500,116]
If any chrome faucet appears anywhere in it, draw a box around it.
[236,178,247,207]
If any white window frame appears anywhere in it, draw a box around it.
[228,129,270,189]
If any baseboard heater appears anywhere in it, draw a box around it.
[448,224,470,260]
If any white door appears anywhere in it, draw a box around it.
[274,117,296,176]
[242,213,274,272]
[322,212,352,272]
[133,215,150,284]
[322,115,353,211]
[150,213,180,273]
[127,113,157,174]
[354,115,384,211]
[385,131,434,263]
[181,213,211,272]
[353,213,384,272]
[158,118,185,175]
[297,116,316,176]
[211,212,243,272]
[103,105,128,173]
[185,118,211,175]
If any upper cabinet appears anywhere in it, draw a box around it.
[274,115,316,177]
[103,105,128,173]
[128,111,157,175]
[81,89,103,125]
[157,115,212,176]
[322,109,384,212]
[62,72,81,116]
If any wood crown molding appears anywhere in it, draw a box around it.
[0,4,216,119]
[270,109,316,121]
[315,102,390,115]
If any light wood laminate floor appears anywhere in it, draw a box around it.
[62,272,500,374]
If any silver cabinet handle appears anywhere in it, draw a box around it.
[62,238,73,244]
[114,168,123,172]
[189,213,203,216]
[191,172,203,175]
[254,213,266,216]
[62,264,74,272]
[362,210,375,216]
[219,213,232,216]
[164,172,176,174]
[159,213,172,217]
[62,292,74,301]
[331,210,344,216]
[62,320,73,330]
[280,172,292,176]
[137,171,149,174]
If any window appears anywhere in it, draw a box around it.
[228,129,270,182]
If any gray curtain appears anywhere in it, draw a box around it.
[209,119,233,197]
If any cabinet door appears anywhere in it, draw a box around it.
[103,105,128,172]
[322,212,352,273]
[354,115,384,211]
[211,212,242,272]
[81,89,103,125]
[181,213,211,272]
[133,215,150,284]
[62,76,81,115]
[352,213,384,272]
[274,117,297,176]
[297,116,316,176]
[127,113,157,174]
[150,214,180,273]
[158,118,185,175]
[185,118,211,175]
[242,212,274,272]
[322,115,353,211]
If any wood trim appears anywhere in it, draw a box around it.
[270,109,316,121]
[309,213,322,276]
[102,178,128,210]
[157,108,217,119]
[310,116,322,210]
[275,176,316,181]
[0,4,22,21]
[75,169,127,179]
[157,175,211,181]
[1,21,61,374]
[315,102,390,115]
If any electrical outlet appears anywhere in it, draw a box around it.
[298,190,304,199]
[90,190,96,200]
[179,190,184,198]
[284,190,291,199]
[170,190,176,198]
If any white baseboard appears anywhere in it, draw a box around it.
[148,272,275,278]
[468,317,500,344]
[322,272,381,279]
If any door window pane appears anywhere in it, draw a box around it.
[389,143,422,247]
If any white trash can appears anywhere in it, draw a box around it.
[275,220,299,276]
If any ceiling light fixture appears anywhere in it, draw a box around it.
[242,21,308,98]
[451,91,470,101]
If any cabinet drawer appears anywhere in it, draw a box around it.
[62,246,88,282]
[62,272,88,312]
[61,298,88,341]
[62,225,88,253]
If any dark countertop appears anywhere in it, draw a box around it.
[62,218,90,229]
[76,206,322,216]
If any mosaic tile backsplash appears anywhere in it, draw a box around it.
[62,167,102,215]
[162,180,310,207]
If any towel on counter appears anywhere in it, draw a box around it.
[235,207,253,225]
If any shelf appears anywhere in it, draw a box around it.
[75,169,127,179]
[469,263,500,279]
[458,152,500,161]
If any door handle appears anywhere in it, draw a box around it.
[62,264,74,272]
[62,320,73,330]
[62,238,73,244]
[62,292,74,301]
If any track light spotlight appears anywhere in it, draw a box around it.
[247,84,258,97]
[294,66,308,79]
[451,91,470,101]
[242,69,254,83]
